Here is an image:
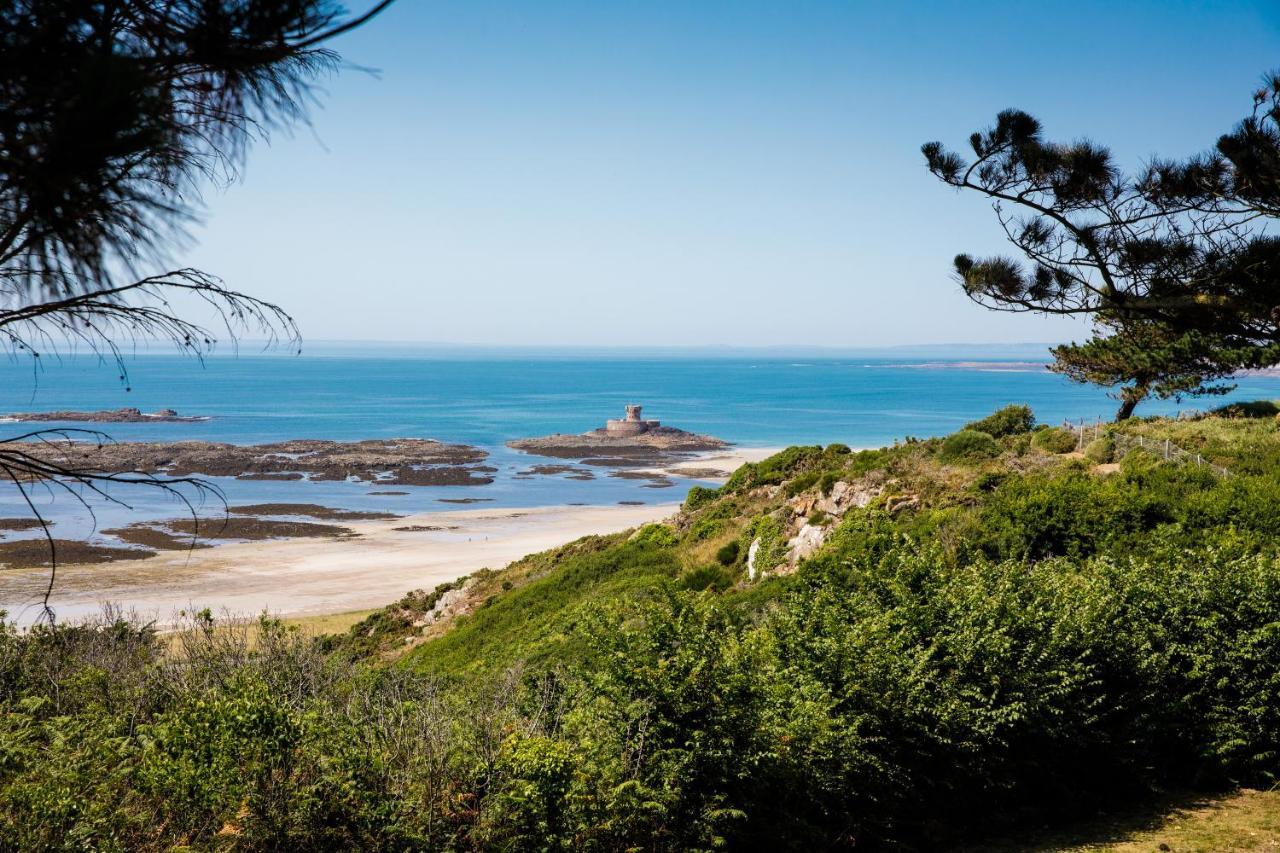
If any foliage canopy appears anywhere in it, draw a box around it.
[924,74,1280,418]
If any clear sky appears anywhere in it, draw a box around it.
[182,0,1280,348]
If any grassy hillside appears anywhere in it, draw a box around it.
[4,404,1280,849]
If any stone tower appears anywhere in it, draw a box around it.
[605,404,660,436]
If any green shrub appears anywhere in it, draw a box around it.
[715,540,740,566]
[843,448,890,477]
[1031,426,1078,454]
[683,485,719,511]
[680,564,733,591]
[1084,435,1116,464]
[964,404,1036,437]
[973,471,1006,492]
[632,523,678,548]
[938,429,1001,463]
[688,516,725,541]
[784,471,821,497]
[748,514,789,576]
[1212,399,1280,418]
[724,446,823,492]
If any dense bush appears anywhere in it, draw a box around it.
[6,537,1280,850]
[964,403,1036,437]
[783,470,821,496]
[680,563,733,592]
[1212,399,1280,418]
[1032,426,1078,453]
[632,523,678,547]
[683,485,719,511]
[938,428,1001,463]
[1085,434,1117,463]
[746,514,789,576]
[843,448,890,476]
[723,445,823,492]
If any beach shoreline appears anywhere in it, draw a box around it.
[0,502,677,628]
[0,446,786,628]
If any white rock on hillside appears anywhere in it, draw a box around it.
[787,524,828,563]
[747,537,762,580]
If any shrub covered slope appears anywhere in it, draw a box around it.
[3,404,1280,850]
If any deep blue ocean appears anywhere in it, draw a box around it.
[2,348,1280,537]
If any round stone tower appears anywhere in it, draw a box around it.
[605,404,656,436]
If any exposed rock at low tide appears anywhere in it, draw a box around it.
[97,517,357,553]
[0,538,154,568]
[609,470,675,488]
[168,517,356,541]
[0,517,54,534]
[3,407,208,423]
[13,437,493,486]
[508,423,729,468]
[102,524,215,551]
[227,503,402,521]
[661,467,730,479]
[518,464,597,481]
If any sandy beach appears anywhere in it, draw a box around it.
[0,503,677,628]
[0,447,784,628]
[646,445,780,478]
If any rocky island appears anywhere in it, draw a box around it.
[2,407,209,423]
[508,405,729,466]
[18,437,494,486]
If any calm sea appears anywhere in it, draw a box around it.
[2,348,1279,536]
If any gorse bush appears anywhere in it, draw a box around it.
[938,428,1001,463]
[964,403,1036,437]
[1212,399,1280,418]
[1032,425,1079,453]
[683,485,719,511]
[1085,434,1117,463]
[723,445,824,492]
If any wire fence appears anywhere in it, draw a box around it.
[1063,419,1231,478]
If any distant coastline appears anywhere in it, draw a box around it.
[879,360,1048,372]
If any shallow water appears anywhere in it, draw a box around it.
[1,349,1279,537]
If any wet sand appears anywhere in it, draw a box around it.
[0,446,785,628]
[0,503,676,627]
[642,446,782,480]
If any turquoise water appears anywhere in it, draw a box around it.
[2,350,1280,535]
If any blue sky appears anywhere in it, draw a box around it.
[182,0,1280,348]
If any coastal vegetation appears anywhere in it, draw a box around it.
[3,7,1279,851]
[4,405,1280,849]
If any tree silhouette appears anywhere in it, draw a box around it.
[923,77,1280,419]
[0,1,395,620]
